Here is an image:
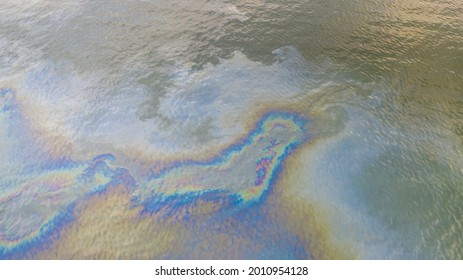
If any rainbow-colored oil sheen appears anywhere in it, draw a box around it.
[136,112,308,211]
[2,0,463,260]
[0,88,309,259]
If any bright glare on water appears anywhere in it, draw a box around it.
[0,0,462,259]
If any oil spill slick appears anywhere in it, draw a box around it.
[1,87,316,258]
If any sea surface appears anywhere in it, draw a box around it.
[0,0,462,259]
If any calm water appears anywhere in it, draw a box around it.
[0,0,462,259]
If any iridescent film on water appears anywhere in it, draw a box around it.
[0,0,462,259]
